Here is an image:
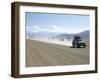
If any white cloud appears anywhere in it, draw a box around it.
[26,25,88,33]
[26,26,41,33]
[50,25,63,31]
[48,25,70,33]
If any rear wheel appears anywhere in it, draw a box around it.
[72,43,75,47]
[73,44,75,47]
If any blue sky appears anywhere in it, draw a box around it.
[25,12,90,33]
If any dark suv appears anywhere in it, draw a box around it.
[72,35,86,48]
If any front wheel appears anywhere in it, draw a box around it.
[77,44,80,48]
[83,44,86,48]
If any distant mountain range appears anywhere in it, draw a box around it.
[57,30,89,41]
[26,30,89,41]
[77,30,89,41]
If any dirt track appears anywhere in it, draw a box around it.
[26,39,89,67]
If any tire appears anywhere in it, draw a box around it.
[76,43,80,48]
[73,44,75,47]
[72,43,75,47]
[83,44,86,48]
[77,45,80,48]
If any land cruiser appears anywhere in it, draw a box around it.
[72,35,86,48]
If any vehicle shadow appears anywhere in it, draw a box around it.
[69,46,85,48]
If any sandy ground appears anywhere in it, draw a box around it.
[26,39,89,67]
